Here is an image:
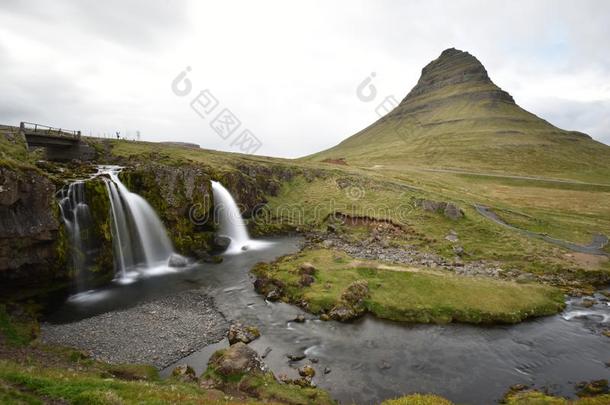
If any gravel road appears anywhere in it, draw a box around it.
[41,290,228,369]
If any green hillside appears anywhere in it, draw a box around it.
[308,48,610,183]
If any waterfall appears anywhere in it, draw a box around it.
[58,181,93,292]
[211,181,271,254]
[212,181,251,253]
[100,166,175,282]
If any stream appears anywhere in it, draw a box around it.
[46,236,610,405]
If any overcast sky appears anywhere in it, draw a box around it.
[1,0,609,157]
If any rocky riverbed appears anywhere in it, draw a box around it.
[307,231,607,292]
[40,290,228,369]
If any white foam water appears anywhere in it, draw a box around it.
[211,181,272,254]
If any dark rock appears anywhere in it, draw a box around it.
[253,277,270,293]
[298,365,315,378]
[328,305,358,322]
[509,383,529,392]
[0,166,61,285]
[287,352,306,361]
[213,235,231,250]
[300,274,315,287]
[266,289,281,301]
[261,347,272,359]
[227,322,260,345]
[208,342,264,377]
[453,246,465,256]
[171,364,197,383]
[416,198,463,220]
[168,253,188,268]
[293,314,306,323]
[576,379,609,397]
[324,367,331,374]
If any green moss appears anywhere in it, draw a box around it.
[381,394,454,405]
[239,373,335,405]
[0,305,36,347]
[83,178,113,277]
[504,390,610,404]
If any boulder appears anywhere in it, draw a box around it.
[227,322,260,345]
[208,342,264,378]
[286,352,306,361]
[341,280,369,305]
[213,235,231,250]
[168,253,188,268]
[266,289,281,301]
[299,262,316,275]
[298,365,315,378]
[444,203,464,220]
[171,364,197,383]
[300,274,315,287]
[293,314,306,323]
[328,280,369,321]
[416,198,463,220]
[328,305,359,321]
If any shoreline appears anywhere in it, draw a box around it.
[40,289,228,370]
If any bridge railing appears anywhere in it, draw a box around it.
[20,122,81,139]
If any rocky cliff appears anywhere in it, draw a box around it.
[0,166,64,288]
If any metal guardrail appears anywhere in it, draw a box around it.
[20,121,81,139]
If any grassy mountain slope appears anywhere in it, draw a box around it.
[308,48,610,183]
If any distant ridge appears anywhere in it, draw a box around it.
[308,48,610,183]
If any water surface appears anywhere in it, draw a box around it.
[47,236,610,405]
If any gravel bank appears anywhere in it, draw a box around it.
[41,290,228,369]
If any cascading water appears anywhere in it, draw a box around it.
[211,181,250,253]
[211,181,270,254]
[100,166,175,282]
[58,181,93,292]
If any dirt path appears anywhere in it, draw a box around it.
[420,167,610,187]
[475,204,609,256]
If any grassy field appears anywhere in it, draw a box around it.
[101,136,610,281]
[253,249,566,324]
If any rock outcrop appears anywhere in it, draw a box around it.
[0,166,63,286]
[119,163,216,257]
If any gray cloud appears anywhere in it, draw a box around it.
[0,0,608,157]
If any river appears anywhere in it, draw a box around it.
[46,236,610,405]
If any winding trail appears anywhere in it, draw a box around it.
[474,204,609,256]
[420,167,610,188]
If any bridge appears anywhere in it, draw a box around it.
[20,122,95,161]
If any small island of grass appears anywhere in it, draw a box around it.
[253,248,566,324]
